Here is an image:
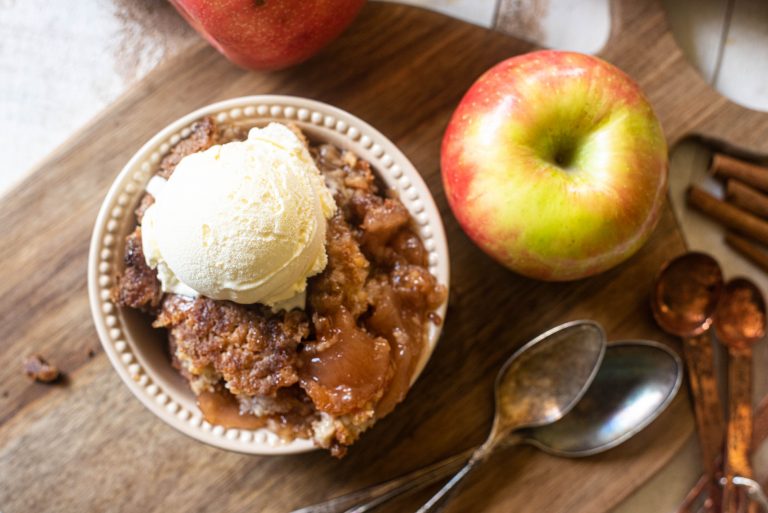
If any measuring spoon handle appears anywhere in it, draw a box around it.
[723,348,756,513]
[681,332,725,512]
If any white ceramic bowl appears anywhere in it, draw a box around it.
[88,95,449,454]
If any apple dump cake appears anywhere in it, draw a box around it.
[112,118,446,456]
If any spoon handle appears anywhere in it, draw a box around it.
[723,347,756,513]
[289,449,473,513]
[414,457,480,513]
[293,433,527,513]
[681,333,725,512]
[415,437,509,513]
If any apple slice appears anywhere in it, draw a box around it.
[300,308,391,416]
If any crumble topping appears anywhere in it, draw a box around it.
[155,295,308,397]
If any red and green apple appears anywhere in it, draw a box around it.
[170,0,365,70]
[441,50,668,281]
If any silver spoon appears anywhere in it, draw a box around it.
[292,339,682,513]
[414,320,606,512]
[294,320,606,513]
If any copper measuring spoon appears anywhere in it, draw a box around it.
[715,278,766,513]
[652,252,725,512]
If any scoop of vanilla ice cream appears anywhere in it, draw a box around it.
[141,122,336,307]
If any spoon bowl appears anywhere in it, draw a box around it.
[493,320,608,435]
[652,251,723,337]
[715,278,767,348]
[527,340,682,456]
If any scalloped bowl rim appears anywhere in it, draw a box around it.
[88,95,450,455]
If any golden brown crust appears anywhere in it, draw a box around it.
[157,116,218,179]
[110,227,163,312]
[308,215,371,326]
[154,295,309,397]
[134,193,155,225]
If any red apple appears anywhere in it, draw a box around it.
[170,0,365,70]
[441,50,668,281]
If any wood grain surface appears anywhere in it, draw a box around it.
[3,1,768,512]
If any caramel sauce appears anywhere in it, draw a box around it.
[197,389,266,430]
[300,308,391,416]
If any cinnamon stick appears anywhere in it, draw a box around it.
[710,153,768,193]
[725,231,768,273]
[726,179,768,219]
[687,185,768,246]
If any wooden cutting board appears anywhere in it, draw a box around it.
[3,1,768,511]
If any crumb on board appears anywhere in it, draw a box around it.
[23,354,61,383]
